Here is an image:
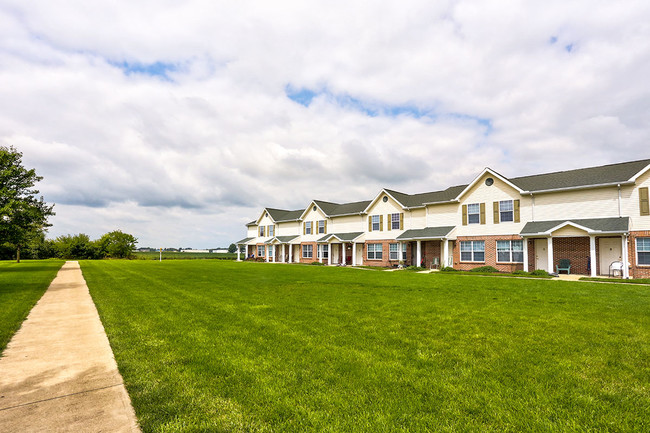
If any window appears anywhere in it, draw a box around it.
[402,243,407,260]
[318,220,325,234]
[391,213,400,230]
[259,226,264,236]
[497,240,523,263]
[367,243,383,260]
[268,246,274,257]
[318,244,329,259]
[305,221,312,235]
[460,241,485,262]
[257,245,265,257]
[637,238,650,265]
[268,225,274,237]
[467,203,480,224]
[499,200,514,222]
[372,215,380,231]
[302,244,313,259]
[389,243,399,260]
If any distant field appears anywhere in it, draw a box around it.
[82,260,650,432]
[134,251,237,260]
[0,260,64,354]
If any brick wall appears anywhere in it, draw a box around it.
[552,237,590,275]
[362,240,411,267]
[629,231,650,278]
[297,242,319,264]
[453,234,525,272]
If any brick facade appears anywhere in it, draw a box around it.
[629,231,650,278]
[362,240,415,267]
[551,237,590,275]
[453,234,525,272]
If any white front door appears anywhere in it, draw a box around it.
[599,238,622,276]
[535,239,548,271]
[356,243,364,265]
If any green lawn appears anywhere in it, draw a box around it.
[81,260,650,432]
[0,260,64,354]
[134,251,237,260]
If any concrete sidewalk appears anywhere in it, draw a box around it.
[0,261,140,433]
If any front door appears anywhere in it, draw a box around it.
[599,238,621,276]
[535,239,548,272]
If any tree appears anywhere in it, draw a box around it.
[97,230,138,258]
[228,243,237,253]
[0,146,55,262]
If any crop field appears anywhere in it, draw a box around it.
[81,260,650,432]
[0,260,64,354]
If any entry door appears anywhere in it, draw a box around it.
[535,239,548,271]
[599,238,621,275]
[356,243,363,265]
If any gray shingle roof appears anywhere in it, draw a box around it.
[520,217,629,236]
[385,185,467,207]
[266,208,304,222]
[314,200,371,216]
[235,237,255,244]
[317,232,364,242]
[266,235,299,243]
[510,159,650,192]
[396,226,456,240]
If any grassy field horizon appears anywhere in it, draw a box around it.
[82,260,650,432]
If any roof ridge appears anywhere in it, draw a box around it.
[510,158,650,180]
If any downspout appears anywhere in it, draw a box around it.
[617,184,622,217]
[531,194,535,222]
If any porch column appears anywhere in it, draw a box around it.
[416,240,422,267]
[288,244,293,263]
[342,243,346,265]
[589,235,597,277]
[352,243,357,266]
[281,244,286,263]
[522,239,528,272]
[547,237,554,273]
[265,245,269,262]
[328,244,332,266]
[443,239,449,268]
[622,235,630,279]
[272,245,276,263]
[237,245,241,261]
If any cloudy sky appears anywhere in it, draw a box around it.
[2,1,650,248]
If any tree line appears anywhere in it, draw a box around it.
[1,145,137,261]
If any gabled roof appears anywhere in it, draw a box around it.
[510,159,650,193]
[308,200,371,217]
[265,235,299,244]
[520,217,629,236]
[453,167,524,201]
[235,237,255,244]
[396,226,456,240]
[255,207,304,224]
[317,232,364,242]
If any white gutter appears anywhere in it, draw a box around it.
[617,184,622,217]
[520,181,635,195]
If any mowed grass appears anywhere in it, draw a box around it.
[134,251,237,260]
[81,261,650,432]
[0,260,64,354]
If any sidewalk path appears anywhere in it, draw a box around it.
[0,261,140,433]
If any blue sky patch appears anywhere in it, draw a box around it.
[112,61,179,80]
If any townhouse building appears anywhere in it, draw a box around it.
[236,158,650,278]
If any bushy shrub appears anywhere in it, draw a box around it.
[469,266,500,273]
[405,266,425,271]
[530,269,549,276]
[310,261,324,266]
[512,270,530,275]
[440,266,459,272]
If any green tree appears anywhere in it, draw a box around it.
[97,230,138,258]
[228,243,237,253]
[53,233,99,259]
[0,146,55,262]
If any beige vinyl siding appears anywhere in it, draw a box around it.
[329,215,365,233]
[455,173,529,236]
[300,205,328,241]
[623,169,650,230]
[551,225,590,237]
[365,193,406,240]
[276,221,301,237]
[534,187,619,221]
[247,226,258,238]
[426,203,458,227]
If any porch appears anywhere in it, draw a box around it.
[396,226,455,269]
[316,232,364,266]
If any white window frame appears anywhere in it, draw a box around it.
[391,213,400,230]
[302,244,313,259]
[268,225,274,237]
[259,226,264,237]
[318,244,329,259]
[460,240,485,262]
[496,240,523,263]
[637,238,650,266]
[499,200,514,223]
[268,245,274,257]
[257,245,265,257]
[372,215,380,231]
[467,203,480,224]
[402,243,407,260]
[318,220,325,234]
[389,243,399,260]
[367,243,383,260]
[305,221,312,235]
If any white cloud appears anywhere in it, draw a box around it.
[1,1,650,247]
